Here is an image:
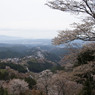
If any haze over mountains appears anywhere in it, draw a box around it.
[0,35,86,45]
[0,35,88,60]
[0,35,51,45]
[0,35,94,95]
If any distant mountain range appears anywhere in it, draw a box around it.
[0,35,91,49]
[0,35,52,45]
[0,43,69,61]
[0,35,22,40]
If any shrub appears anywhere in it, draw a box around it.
[0,87,9,95]
[77,49,95,65]
[25,77,36,89]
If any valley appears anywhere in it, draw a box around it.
[0,42,69,73]
[0,39,94,95]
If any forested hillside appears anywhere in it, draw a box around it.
[0,0,95,95]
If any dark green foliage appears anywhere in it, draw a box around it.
[0,62,27,73]
[79,73,95,95]
[82,74,93,95]
[77,49,95,65]
[0,50,24,59]
[0,70,9,80]
[0,69,16,80]
[50,65,64,73]
[0,45,28,59]
[27,60,53,73]
[25,77,36,89]
[0,87,9,95]
[45,53,60,62]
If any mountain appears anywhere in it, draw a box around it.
[0,35,90,47]
[0,35,51,45]
[0,35,21,40]
[25,47,61,62]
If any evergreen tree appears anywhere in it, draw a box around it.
[0,87,9,95]
[79,73,95,95]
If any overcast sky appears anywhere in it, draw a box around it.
[0,0,80,39]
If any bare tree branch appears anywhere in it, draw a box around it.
[46,0,95,19]
[52,20,95,45]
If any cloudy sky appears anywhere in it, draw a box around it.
[0,0,80,39]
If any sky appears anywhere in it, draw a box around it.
[0,0,80,39]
